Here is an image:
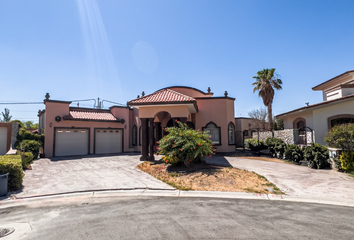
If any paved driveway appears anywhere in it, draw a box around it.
[207,156,354,202]
[15,154,174,198]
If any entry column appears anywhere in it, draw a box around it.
[140,118,149,161]
[148,118,155,161]
[155,122,162,142]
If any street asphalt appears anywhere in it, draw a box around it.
[1,196,354,240]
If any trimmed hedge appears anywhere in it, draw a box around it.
[244,139,267,151]
[18,140,40,160]
[21,152,34,169]
[15,128,44,161]
[0,155,24,191]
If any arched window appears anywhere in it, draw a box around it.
[139,126,141,146]
[328,114,354,129]
[202,122,221,145]
[228,122,235,145]
[293,118,306,129]
[132,125,137,146]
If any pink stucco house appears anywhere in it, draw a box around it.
[40,86,236,159]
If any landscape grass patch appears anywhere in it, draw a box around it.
[137,161,284,194]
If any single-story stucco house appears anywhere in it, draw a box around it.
[40,86,236,159]
[276,70,354,145]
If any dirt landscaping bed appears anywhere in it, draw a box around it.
[137,162,283,194]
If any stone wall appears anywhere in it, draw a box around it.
[252,129,297,145]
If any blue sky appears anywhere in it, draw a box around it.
[1,0,354,123]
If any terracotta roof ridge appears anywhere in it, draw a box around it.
[163,88,195,100]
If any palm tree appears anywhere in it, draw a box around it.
[252,68,282,131]
[1,108,12,122]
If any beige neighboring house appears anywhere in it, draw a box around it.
[235,117,264,146]
[276,70,354,146]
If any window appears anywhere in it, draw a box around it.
[228,122,235,145]
[243,130,249,136]
[132,125,137,146]
[328,114,354,129]
[203,122,221,145]
[139,126,141,146]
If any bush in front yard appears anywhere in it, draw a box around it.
[340,151,354,172]
[265,137,286,158]
[20,152,34,169]
[325,124,354,150]
[244,138,266,151]
[17,140,40,161]
[303,143,330,169]
[156,121,215,166]
[284,144,303,163]
[0,155,24,191]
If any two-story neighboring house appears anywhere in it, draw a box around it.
[276,70,354,145]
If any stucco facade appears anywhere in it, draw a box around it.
[277,70,354,146]
[42,86,236,158]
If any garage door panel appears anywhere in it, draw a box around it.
[0,127,7,155]
[95,129,122,154]
[55,129,89,157]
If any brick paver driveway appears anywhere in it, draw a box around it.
[15,154,174,198]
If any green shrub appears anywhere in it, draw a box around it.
[21,152,34,169]
[284,144,303,163]
[9,120,25,128]
[325,124,354,150]
[340,151,354,172]
[244,139,266,151]
[303,143,330,169]
[18,140,40,160]
[161,155,179,165]
[156,121,215,166]
[0,155,24,191]
[15,128,44,149]
[265,137,286,158]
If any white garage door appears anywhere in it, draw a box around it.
[55,128,89,157]
[95,129,122,154]
[0,127,7,155]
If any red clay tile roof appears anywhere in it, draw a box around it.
[128,89,195,105]
[63,111,118,121]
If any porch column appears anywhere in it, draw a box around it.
[148,118,155,161]
[140,118,149,161]
[155,122,162,142]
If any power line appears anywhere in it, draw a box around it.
[0,102,43,105]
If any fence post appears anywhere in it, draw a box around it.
[257,128,259,145]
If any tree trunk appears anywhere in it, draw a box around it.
[268,103,273,131]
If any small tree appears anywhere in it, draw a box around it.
[248,108,267,130]
[1,108,12,122]
[156,121,215,166]
[325,124,354,150]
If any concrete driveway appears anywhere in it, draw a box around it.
[207,156,354,202]
[14,154,174,198]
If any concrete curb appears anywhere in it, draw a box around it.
[1,189,354,208]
